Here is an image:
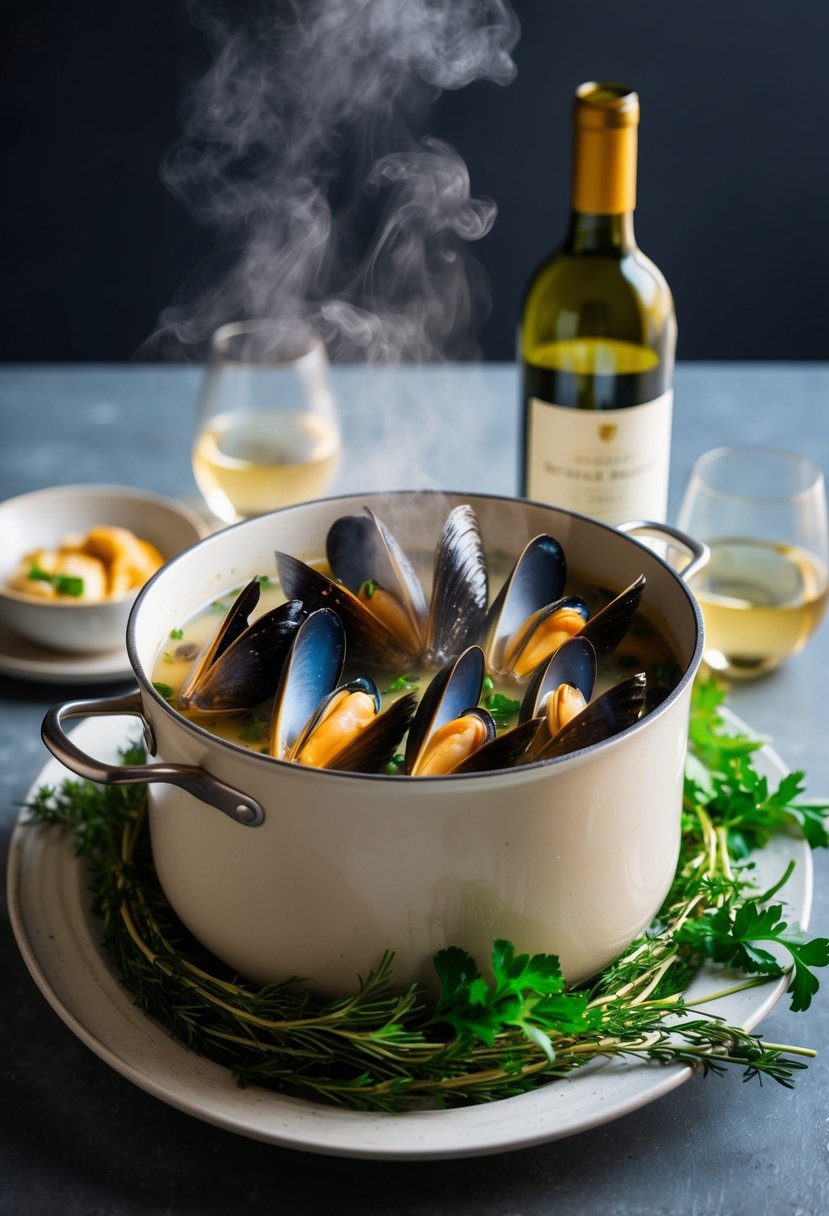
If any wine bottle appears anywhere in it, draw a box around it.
[520,82,676,524]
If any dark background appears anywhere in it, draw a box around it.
[3,0,828,364]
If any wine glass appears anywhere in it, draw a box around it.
[678,445,829,679]
[192,321,341,524]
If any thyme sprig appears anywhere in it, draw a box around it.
[23,681,829,1111]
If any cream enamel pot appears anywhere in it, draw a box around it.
[42,492,706,997]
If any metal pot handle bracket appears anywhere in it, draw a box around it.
[616,520,710,581]
[41,691,265,827]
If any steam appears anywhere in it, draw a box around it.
[149,0,519,361]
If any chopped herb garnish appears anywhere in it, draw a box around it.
[360,578,379,599]
[27,563,84,598]
[482,692,520,728]
[384,753,406,774]
[239,714,269,744]
[256,575,278,589]
[152,682,174,701]
[482,674,494,695]
[169,628,184,640]
[383,674,420,694]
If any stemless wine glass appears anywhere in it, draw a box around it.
[192,321,341,524]
[678,445,829,679]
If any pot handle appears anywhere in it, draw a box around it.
[616,520,710,581]
[41,691,265,827]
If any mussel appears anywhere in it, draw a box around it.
[403,646,541,776]
[578,575,647,657]
[268,608,417,773]
[404,646,490,775]
[532,673,648,761]
[276,505,488,670]
[483,534,589,679]
[488,636,646,764]
[178,579,306,714]
[484,532,646,681]
[519,636,597,733]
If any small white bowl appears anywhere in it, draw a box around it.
[0,485,206,654]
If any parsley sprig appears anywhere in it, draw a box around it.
[675,902,829,1013]
[22,680,829,1110]
[432,941,596,1060]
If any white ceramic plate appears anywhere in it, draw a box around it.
[7,714,813,1160]
[0,618,133,684]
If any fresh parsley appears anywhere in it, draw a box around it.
[383,674,420,694]
[239,713,269,744]
[433,940,595,1060]
[675,902,829,1013]
[481,691,520,729]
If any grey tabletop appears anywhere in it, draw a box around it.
[1,363,827,1215]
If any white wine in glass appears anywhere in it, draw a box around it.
[678,446,829,679]
[192,322,341,523]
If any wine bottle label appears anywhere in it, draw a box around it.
[526,391,673,524]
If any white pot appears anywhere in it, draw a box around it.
[43,492,706,996]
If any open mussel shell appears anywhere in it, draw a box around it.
[179,587,306,715]
[270,608,346,760]
[494,594,589,681]
[320,689,418,774]
[404,644,485,773]
[534,673,647,762]
[409,706,497,777]
[326,508,428,647]
[268,610,417,774]
[276,551,417,668]
[518,636,597,724]
[483,534,567,675]
[423,504,489,666]
[289,676,418,774]
[579,575,646,658]
[279,504,487,671]
[290,675,380,760]
[178,578,261,709]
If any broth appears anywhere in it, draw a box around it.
[151,556,680,764]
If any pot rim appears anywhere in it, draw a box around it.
[127,489,705,783]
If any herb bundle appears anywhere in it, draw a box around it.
[24,681,829,1112]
